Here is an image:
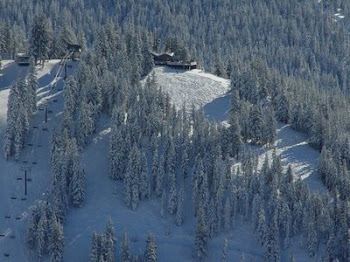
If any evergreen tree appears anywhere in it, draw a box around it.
[175,183,184,226]
[90,232,99,262]
[140,153,150,200]
[257,208,267,246]
[125,145,141,209]
[222,238,228,262]
[70,160,85,207]
[155,155,165,197]
[249,104,264,145]
[194,207,208,261]
[144,233,157,262]
[276,91,290,123]
[29,15,52,64]
[264,213,280,262]
[160,189,167,219]
[36,215,46,259]
[48,215,64,262]
[121,232,132,262]
[167,168,177,215]
[229,113,242,158]
[181,148,189,179]
[105,217,117,250]
[223,198,231,231]
[76,99,94,147]
[26,59,38,116]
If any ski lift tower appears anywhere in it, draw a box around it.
[67,44,82,61]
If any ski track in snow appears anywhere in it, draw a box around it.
[0,63,325,261]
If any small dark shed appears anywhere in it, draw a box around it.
[15,53,30,66]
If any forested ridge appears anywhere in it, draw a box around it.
[2,0,350,261]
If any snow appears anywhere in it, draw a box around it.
[334,13,345,19]
[63,114,265,262]
[150,66,230,110]
[257,123,325,192]
[153,65,324,192]
[0,59,77,261]
[0,62,326,261]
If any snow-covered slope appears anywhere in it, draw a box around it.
[152,66,230,111]
[0,60,77,261]
[153,66,323,191]
[0,63,325,261]
[63,66,324,262]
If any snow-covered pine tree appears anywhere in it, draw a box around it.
[251,194,261,231]
[167,168,177,215]
[121,231,132,262]
[264,213,280,262]
[141,32,154,76]
[3,78,30,160]
[151,148,159,193]
[263,106,277,146]
[222,238,228,262]
[144,233,157,262]
[208,197,218,238]
[26,58,38,116]
[75,98,94,147]
[109,119,127,180]
[280,201,291,249]
[229,113,243,158]
[90,232,99,262]
[257,207,267,246]
[48,214,64,262]
[57,24,76,58]
[175,183,184,226]
[181,146,190,179]
[27,213,38,250]
[223,198,231,231]
[105,217,117,250]
[160,189,167,219]
[249,104,264,145]
[140,153,150,200]
[124,145,141,209]
[194,207,208,261]
[275,91,290,124]
[29,14,52,64]
[69,160,85,207]
[36,214,46,259]
[155,155,165,197]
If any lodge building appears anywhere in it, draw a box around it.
[151,51,197,70]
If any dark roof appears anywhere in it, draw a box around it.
[67,44,82,52]
[151,51,174,57]
[68,44,82,49]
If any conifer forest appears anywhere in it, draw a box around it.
[1,0,350,261]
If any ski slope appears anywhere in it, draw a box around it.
[63,66,324,261]
[153,66,323,191]
[0,63,324,261]
[0,59,77,261]
[151,66,231,111]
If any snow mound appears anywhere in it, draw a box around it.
[151,66,230,110]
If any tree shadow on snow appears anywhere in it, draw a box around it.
[0,62,28,89]
[38,62,60,88]
[203,93,230,121]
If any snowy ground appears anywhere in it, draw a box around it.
[155,66,324,192]
[63,114,265,262]
[151,66,231,111]
[0,63,324,261]
[0,60,77,261]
